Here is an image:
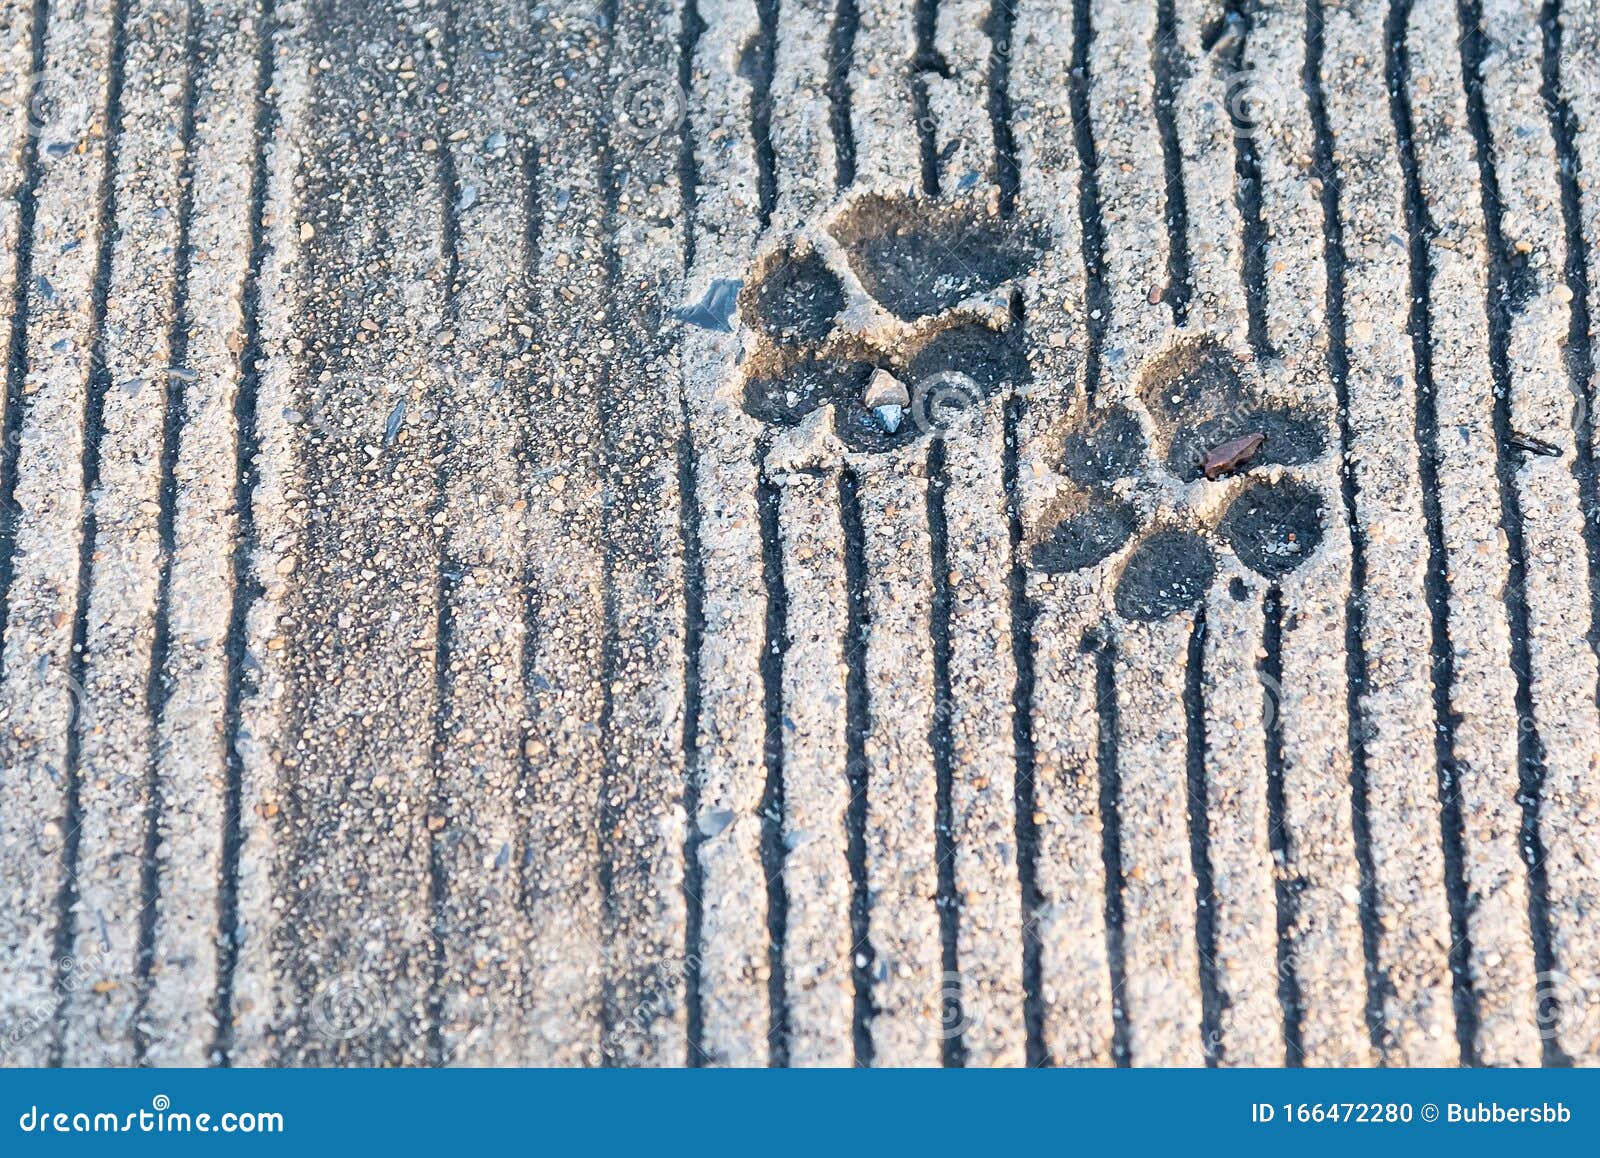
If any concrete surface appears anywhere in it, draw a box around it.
[0,0,1598,1067]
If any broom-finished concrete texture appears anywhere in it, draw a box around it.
[0,0,1598,1067]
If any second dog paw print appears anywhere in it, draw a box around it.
[736,195,1042,454]
[1031,336,1332,622]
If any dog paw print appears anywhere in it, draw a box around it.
[1030,336,1331,621]
[735,195,1042,453]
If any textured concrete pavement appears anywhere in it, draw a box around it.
[1,0,1599,1067]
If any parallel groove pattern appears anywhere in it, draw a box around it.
[225,0,307,1063]
[1545,0,1600,714]
[429,0,547,1064]
[1068,0,1108,397]
[1555,0,1600,1069]
[1220,0,1272,356]
[1324,0,1455,1064]
[1151,0,1193,322]
[1094,638,1131,1066]
[596,0,695,1068]
[926,440,960,1066]
[776,470,853,1065]
[0,0,49,668]
[857,462,941,1066]
[1002,390,1046,1067]
[1090,0,1203,1068]
[1398,0,1517,1064]
[1458,0,1600,1064]
[50,0,131,1068]
[1303,0,1388,1060]
[1171,0,1285,1070]
[944,406,1027,1067]
[756,475,791,1065]
[1404,0,1548,1065]
[1251,0,1368,1068]
[1408,0,1555,1062]
[269,0,451,1063]
[153,0,271,1066]
[1172,0,1249,331]
[674,0,708,1064]
[0,0,120,1069]
[682,0,769,1065]
[1260,589,1302,1062]
[1181,610,1219,1065]
[839,470,876,1066]
[515,3,612,1065]
[765,0,849,1066]
[1197,572,1278,1066]
[3,0,1596,1070]
[58,0,191,1068]
[923,0,1033,1068]
[1011,0,1115,1068]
